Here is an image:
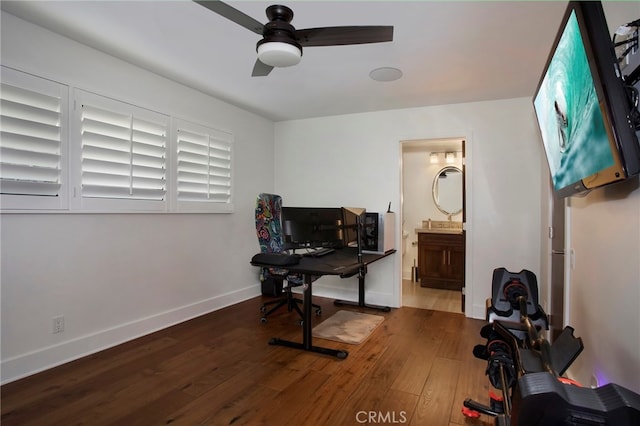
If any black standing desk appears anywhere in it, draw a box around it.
[250,247,395,359]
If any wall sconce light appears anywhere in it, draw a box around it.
[445,152,455,164]
[429,153,439,164]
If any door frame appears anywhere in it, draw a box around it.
[398,136,471,315]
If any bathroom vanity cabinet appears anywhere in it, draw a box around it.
[418,232,464,290]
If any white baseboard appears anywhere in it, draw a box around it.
[402,268,411,281]
[471,303,487,320]
[1,285,261,385]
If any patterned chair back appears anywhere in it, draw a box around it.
[255,193,284,255]
[255,193,305,286]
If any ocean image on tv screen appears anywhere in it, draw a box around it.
[534,10,614,191]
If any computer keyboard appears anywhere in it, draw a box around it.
[310,247,335,257]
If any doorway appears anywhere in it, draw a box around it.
[400,138,465,313]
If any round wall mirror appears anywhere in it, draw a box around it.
[432,166,463,216]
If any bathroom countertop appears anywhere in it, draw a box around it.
[415,219,462,235]
[415,228,463,234]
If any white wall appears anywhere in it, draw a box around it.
[1,13,273,383]
[274,98,543,318]
[566,184,640,393]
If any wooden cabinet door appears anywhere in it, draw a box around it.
[418,233,464,290]
[448,243,465,283]
[422,242,448,280]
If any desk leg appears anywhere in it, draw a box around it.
[269,274,348,359]
[333,266,391,312]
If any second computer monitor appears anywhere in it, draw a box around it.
[341,207,366,248]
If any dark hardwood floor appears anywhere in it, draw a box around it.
[1,295,493,426]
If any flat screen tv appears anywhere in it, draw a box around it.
[533,1,640,198]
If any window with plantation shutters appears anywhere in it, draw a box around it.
[175,119,233,213]
[0,68,68,210]
[73,90,169,211]
[2,68,235,213]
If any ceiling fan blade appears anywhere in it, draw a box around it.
[295,26,393,47]
[194,0,264,35]
[252,59,274,77]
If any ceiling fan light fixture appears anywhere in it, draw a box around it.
[257,41,302,68]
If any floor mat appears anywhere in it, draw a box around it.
[312,310,385,345]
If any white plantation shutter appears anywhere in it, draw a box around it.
[1,84,62,195]
[0,68,68,210]
[175,120,233,212]
[75,90,168,210]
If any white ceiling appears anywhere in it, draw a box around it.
[1,0,570,122]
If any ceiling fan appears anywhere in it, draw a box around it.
[194,0,394,76]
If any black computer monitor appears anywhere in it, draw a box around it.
[281,207,345,249]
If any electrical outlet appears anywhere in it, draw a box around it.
[52,316,64,334]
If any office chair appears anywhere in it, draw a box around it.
[255,193,321,324]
